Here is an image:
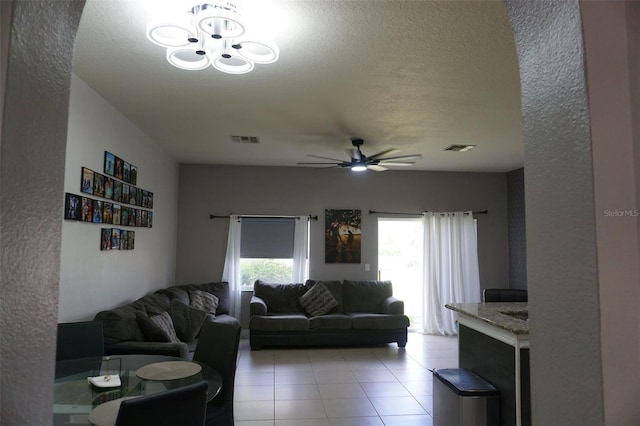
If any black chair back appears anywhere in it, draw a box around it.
[483,288,528,303]
[193,321,241,426]
[56,321,104,361]
[114,380,208,426]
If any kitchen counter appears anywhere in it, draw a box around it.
[446,302,530,426]
[445,302,529,335]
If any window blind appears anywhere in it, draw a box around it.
[240,217,295,258]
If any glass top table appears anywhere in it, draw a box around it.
[53,354,221,426]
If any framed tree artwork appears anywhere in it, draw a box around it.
[325,209,362,264]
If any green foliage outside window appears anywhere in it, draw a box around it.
[240,259,292,287]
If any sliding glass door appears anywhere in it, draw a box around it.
[377,218,423,330]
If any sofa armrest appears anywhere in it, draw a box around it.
[105,341,190,359]
[382,297,404,315]
[250,296,268,316]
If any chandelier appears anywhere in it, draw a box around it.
[146,1,279,74]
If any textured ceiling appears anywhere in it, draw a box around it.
[73,0,523,172]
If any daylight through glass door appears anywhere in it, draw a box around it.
[377,218,423,330]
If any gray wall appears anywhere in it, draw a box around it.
[507,168,527,289]
[175,164,509,292]
[58,75,179,322]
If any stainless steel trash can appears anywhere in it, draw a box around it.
[433,368,500,426]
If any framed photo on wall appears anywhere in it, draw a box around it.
[114,157,124,180]
[121,206,129,226]
[123,162,131,183]
[93,173,105,198]
[100,228,111,251]
[81,167,94,195]
[128,208,136,227]
[325,209,362,264]
[113,204,121,225]
[104,177,114,200]
[64,193,82,221]
[81,197,93,222]
[92,200,103,223]
[113,181,122,202]
[130,164,137,185]
[111,228,120,250]
[128,231,135,250]
[104,151,115,176]
[120,230,128,250]
[102,202,113,224]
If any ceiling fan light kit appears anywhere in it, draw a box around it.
[299,138,423,172]
[146,1,279,74]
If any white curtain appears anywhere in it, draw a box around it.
[221,214,242,317]
[292,216,310,283]
[422,211,481,335]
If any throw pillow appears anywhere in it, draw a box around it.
[136,313,171,342]
[298,282,339,317]
[148,311,180,343]
[169,299,208,342]
[189,290,219,315]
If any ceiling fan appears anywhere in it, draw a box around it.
[298,138,422,172]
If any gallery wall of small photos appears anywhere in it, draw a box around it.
[63,151,154,251]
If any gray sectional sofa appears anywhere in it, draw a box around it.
[249,279,410,350]
[94,282,238,358]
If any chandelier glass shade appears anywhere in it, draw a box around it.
[146,2,279,74]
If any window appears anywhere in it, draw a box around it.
[238,217,308,287]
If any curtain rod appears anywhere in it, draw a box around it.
[368,210,488,216]
[210,214,319,221]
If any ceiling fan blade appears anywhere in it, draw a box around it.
[307,154,348,162]
[376,161,415,166]
[368,164,388,172]
[368,148,401,160]
[377,154,422,162]
[298,161,343,165]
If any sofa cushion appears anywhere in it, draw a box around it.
[305,280,344,313]
[349,313,410,330]
[137,312,171,342]
[148,311,180,343]
[343,280,393,313]
[95,308,145,344]
[156,282,230,315]
[169,299,208,342]
[250,314,310,331]
[254,281,308,314]
[309,314,352,330]
[132,293,171,315]
[299,282,339,317]
[189,290,219,315]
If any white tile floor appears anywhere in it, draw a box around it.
[233,332,459,426]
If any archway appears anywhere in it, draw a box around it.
[3,1,637,424]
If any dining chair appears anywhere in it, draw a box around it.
[56,321,104,361]
[483,288,528,303]
[193,320,242,426]
[114,380,209,426]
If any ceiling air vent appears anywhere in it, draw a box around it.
[444,144,476,152]
[230,135,260,144]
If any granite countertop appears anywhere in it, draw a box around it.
[445,302,529,335]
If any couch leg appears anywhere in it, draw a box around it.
[397,340,407,348]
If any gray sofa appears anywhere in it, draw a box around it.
[94,282,238,358]
[249,279,410,350]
